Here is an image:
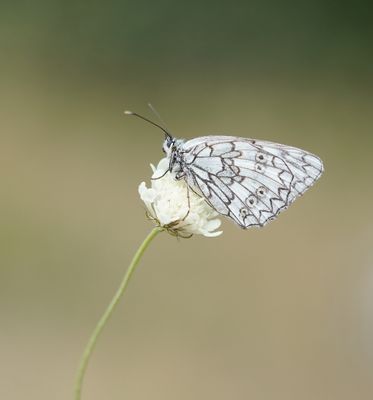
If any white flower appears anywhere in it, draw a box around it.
[138,158,223,238]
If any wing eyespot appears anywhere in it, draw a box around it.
[255,163,265,172]
[246,195,257,207]
[255,152,266,163]
[256,186,266,197]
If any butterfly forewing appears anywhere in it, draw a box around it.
[180,136,323,228]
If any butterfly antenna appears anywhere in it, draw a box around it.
[147,103,172,134]
[124,110,173,140]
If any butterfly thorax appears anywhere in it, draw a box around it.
[164,137,186,175]
[169,139,185,177]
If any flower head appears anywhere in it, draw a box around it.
[139,158,222,238]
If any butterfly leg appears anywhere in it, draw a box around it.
[175,171,185,180]
[151,168,169,180]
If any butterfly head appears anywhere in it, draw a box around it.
[162,136,186,162]
[162,135,175,157]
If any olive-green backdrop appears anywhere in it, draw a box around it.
[1,1,372,399]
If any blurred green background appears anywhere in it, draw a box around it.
[1,1,373,399]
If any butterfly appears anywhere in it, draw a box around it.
[125,111,324,228]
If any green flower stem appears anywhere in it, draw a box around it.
[74,227,163,400]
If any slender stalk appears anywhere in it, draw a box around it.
[74,227,163,400]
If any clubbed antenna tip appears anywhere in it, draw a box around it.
[123,109,173,139]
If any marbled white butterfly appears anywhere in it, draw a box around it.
[126,111,324,228]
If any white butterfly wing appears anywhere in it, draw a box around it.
[180,136,323,228]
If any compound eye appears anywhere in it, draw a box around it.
[162,141,169,154]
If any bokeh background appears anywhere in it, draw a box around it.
[1,1,373,399]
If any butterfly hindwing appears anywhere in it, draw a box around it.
[180,136,323,228]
